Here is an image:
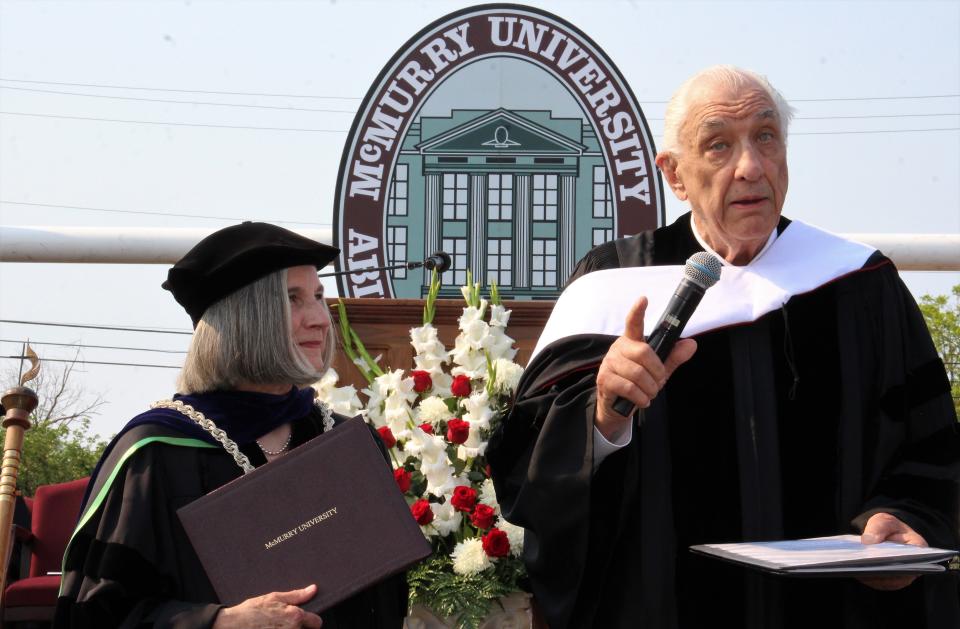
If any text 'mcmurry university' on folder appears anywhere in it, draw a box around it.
[177,416,432,613]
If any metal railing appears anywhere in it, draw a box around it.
[1,225,958,271]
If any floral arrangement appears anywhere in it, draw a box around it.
[313,271,528,628]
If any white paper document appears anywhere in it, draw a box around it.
[690,534,958,576]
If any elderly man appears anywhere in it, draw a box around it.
[488,66,959,629]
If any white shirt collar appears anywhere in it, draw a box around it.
[690,216,779,266]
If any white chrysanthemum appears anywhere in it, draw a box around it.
[312,369,365,417]
[451,538,493,575]
[498,519,525,558]
[431,501,463,537]
[416,396,453,426]
[492,359,524,394]
[479,478,499,512]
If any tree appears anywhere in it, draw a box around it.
[2,354,108,496]
[919,284,960,417]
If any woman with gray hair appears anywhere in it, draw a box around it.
[54,222,407,629]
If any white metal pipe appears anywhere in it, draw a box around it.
[0,225,333,264]
[0,225,957,271]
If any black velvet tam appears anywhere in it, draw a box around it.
[162,222,339,326]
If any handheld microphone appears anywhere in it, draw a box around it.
[317,251,451,278]
[611,252,722,417]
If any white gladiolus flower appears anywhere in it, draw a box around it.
[498,520,525,557]
[431,501,463,537]
[462,391,493,429]
[421,458,457,497]
[403,427,448,463]
[451,538,493,575]
[312,369,365,417]
[449,335,489,378]
[416,396,453,426]
[479,478,499,512]
[427,371,453,398]
[486,330,518,362]
[461,317,491,346]
[409,325,448,373]
[456,391,493,458]
[488,304,511,328]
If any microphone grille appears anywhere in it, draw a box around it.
[684,252,722,288]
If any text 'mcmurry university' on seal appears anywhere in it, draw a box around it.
[333,3,664,299]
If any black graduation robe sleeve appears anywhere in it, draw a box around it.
[845,266,960,548]
[55,430,230,629]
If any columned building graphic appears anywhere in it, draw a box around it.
[385,109,614,299]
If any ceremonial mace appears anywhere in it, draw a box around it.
[0,344,40,600]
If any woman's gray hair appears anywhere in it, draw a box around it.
[661,65,795,155]
[177,269,335,394]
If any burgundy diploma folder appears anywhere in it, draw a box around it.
[177,416,431,612]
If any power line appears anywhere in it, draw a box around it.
[0,319,192,335]
[791,128,960,135]
[5,87,955,121]
[0,339,186,354]
[1,78,957,103]
[791,94,960,102]
[646,113,960,122]
[0,200,332,226]
[0,77,364,100]
[3,111,958,136]
[0,86,358,114]
[1,355,179,369]
[794,113,960,120]
[0,111,348,133]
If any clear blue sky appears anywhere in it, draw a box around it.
[1,0,958,438]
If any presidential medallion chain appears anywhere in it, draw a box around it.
[150,399,255,474]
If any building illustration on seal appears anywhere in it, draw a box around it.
[384,108,615,299]
[334,5,663,300]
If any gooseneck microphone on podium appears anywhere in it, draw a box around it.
[318,251,451,278]
[611,252,722,417]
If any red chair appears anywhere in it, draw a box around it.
[3,477,89,625]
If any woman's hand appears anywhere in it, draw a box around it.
[212,584,322,628]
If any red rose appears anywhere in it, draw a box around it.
[419,422,434,435]
[394,468,412,493]
[411,370,432,393]
[445,418,470,445]
[470,503,497,530]
[376,426,396,449]
[451,375,472,397]
[450,485,478,512]
[481,527,511,558]
[411,499,434,525]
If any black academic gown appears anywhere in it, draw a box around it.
[488,213,960,629]
[54,406,407,629]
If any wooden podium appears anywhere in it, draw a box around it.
[326,298,555,391]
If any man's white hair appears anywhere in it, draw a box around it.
[661,65,795,155]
